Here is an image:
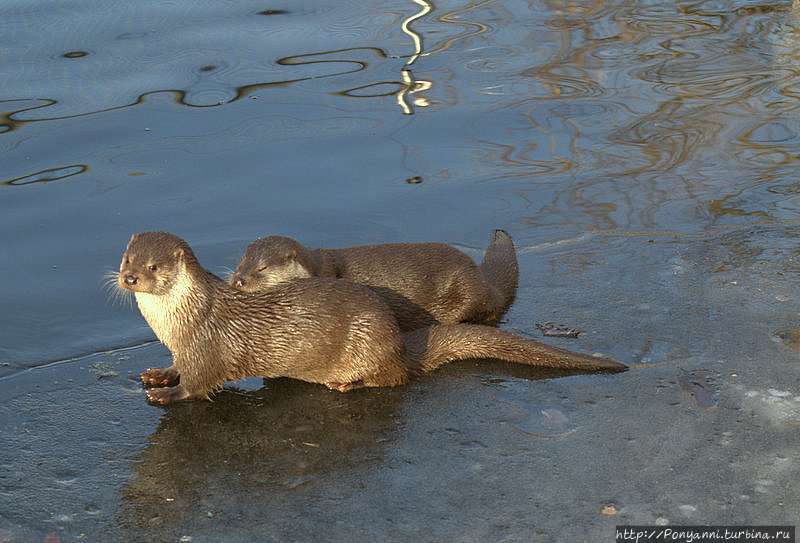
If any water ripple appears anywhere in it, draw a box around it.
[0,1,399,122]
[3,164,88,186]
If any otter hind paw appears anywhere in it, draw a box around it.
[140,367,180,387]
[145,384,191,405]
[325,381,363,392]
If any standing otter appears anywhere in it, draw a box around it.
[229,231,519,330]
[117,231,625,404]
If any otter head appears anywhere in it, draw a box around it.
[118,231,196,295]
[230,235,312,292]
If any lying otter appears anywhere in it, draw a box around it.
[117,231,626,404]
[229,231,519,330]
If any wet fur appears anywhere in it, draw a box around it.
[229,231,520,331]
[118,231,626,404]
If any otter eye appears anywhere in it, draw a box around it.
[149,264,158,272]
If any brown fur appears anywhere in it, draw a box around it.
[229,231,519,330]
[118,231,626,404]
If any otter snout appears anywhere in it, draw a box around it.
[231,275,246,289]
[124,274,138,286]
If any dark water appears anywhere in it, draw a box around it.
[2,0,800,541]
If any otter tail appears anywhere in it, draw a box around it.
[479,230,519,303]
[402,324,626,374]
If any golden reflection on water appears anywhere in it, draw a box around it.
[465,0,800,231]
[396,0,433,114]
[425,0,494,55]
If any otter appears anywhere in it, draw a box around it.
[117,231,626,404]
[229,231,519,330]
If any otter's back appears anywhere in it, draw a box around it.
[335,242,496,326]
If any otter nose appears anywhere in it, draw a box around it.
[124,274,138,286]
[233,276,246,288]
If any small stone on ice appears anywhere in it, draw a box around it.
[601,505,617,515]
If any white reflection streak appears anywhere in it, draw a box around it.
[397,0,432,114]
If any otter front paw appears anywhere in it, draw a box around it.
[145,384,191,405]
[140,366,180,387]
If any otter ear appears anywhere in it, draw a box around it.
[286,250,297,262]
[174,247,185,261]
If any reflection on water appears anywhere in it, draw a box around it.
[116,380,404,541]
[3,0,799,219]
[395,0,432,114]
[3,164,88,186]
